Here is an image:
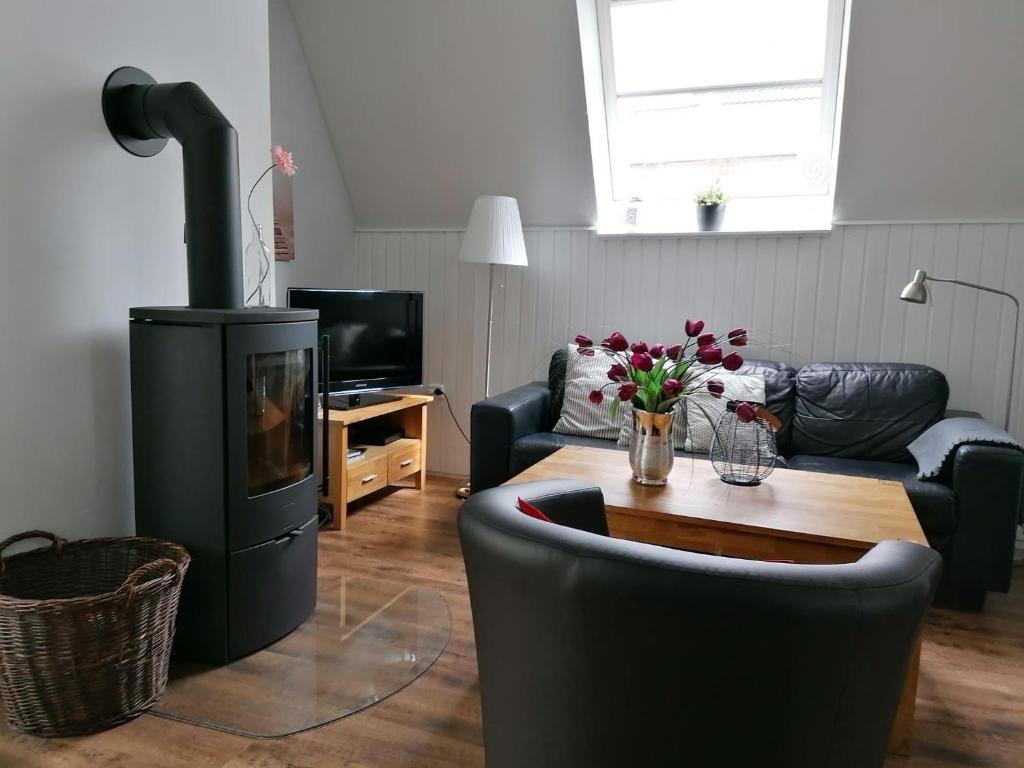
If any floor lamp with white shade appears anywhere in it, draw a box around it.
[455,196,529,499]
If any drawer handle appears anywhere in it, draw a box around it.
[361,474,379,485]
[273,527,304,545]
[400,459,414,468]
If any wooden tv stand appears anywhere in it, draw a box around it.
[318,394,433,531]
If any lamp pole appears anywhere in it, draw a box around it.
[484,263,496,398]
[901,270,1020,431]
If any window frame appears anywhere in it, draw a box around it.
[579,0,850,234]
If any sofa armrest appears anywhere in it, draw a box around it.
[470,382,553,493]
[944,409,983,419]
[948,444,1024,593]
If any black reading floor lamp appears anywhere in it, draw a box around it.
[899,269,1023,562]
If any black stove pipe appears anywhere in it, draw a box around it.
[102,67,243,309]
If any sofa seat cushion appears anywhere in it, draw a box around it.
[786,454,956,537]
[510,433,787,479]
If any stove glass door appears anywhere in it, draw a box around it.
[246,348,313,497]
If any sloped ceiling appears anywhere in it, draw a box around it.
[290,0,1024,228]
[288,0,597,228]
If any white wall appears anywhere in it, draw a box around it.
[0,0,273,540]
[352,223,1024,475]
[834,0,1024,221]
[288,0,597,227]
[289,0,1024,227]
[270,0,356,306]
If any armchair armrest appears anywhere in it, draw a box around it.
[948,444,1024,594]
[470,382,553,493]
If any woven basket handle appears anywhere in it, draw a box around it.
[0,530,65,574]
[117,558,182,602]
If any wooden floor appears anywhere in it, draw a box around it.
[1,475,1021,767]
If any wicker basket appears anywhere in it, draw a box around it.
[0,530,189,736]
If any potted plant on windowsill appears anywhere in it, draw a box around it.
[695,182,729,232]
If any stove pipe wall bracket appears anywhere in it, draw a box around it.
[102,66,243,309]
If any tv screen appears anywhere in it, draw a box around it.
[287,289,423,394]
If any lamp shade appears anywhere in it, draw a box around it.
[458,196,528,267]
[900,269,929,304]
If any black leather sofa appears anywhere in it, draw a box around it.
[459,479,942,768]
[470,350,1024,608]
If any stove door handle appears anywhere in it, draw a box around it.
[273,527,304,545]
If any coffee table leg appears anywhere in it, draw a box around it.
[888,633,921,756]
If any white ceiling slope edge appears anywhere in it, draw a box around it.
[290,0,1024,228]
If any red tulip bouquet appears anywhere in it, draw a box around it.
[574,319,749,420]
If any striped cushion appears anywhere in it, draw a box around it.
[685,373,765,452]
[552,345,627,441]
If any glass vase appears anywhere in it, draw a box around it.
[628,409,676,486]
[244,223,271,307]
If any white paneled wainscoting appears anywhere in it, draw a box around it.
[349,224,1024,476]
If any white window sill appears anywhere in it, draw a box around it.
[595,195,834,238]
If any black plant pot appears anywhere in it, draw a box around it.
[697,204,725,232]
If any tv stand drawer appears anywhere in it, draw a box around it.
[347,455,388,501]
[388,442,421,482]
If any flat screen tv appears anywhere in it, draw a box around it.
[287,288,423,399]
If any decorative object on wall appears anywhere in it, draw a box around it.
[246,145,298,304]
[900,269,1020,431]
[709,401,779,486]
[572,323,748,486]
[694,182,730,232]
[273,171,296,262]
[455,196,529,499]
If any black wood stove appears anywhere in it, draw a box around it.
[103,67,320,663]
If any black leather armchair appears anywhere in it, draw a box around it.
[459,480,942,768]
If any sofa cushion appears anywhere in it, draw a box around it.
[790,363,949,462]
[732,359,798,455]
[549,347,569,421]
[552,346,628,441]
[785,454,956,537]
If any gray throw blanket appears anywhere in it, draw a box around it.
[907,417,1024,479]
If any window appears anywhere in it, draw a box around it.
[578,0,849,233]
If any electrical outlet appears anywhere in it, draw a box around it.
[425,383,446,396]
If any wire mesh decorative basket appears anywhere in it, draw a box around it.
[709,402,778,486]
[0,530,190,737]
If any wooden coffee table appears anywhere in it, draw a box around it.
[508,445,929,755]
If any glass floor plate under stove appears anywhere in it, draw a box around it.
[151,577,451,738]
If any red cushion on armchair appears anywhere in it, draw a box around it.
[518,497,553,523]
